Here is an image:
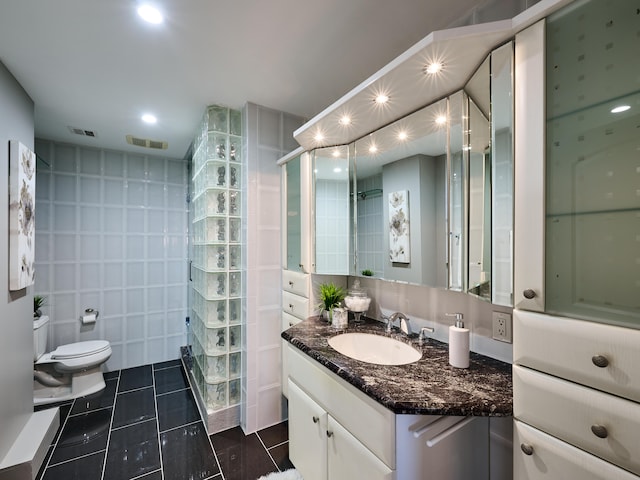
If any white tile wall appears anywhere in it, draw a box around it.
[34,139,189,371]
[242,103,305,433]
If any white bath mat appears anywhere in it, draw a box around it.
[257,469,303,480]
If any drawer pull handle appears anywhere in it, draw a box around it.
[289,281,294,286]
[591,424,608,439]
[312,416,319,424]
[523,289,536,299]
[520,443,534,456]
[592,355,609,368]
[326,430,333,438]
[289,304,294,309]
[289,322,294,327]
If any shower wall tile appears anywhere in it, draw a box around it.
[35,140,188,371]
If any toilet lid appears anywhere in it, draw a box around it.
[51,340,111,360]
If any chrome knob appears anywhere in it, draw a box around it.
[591,424,608,439]
[312,416,319,424]
[288,281,294,286]
[592,355,609,368]
[523,289,536,299]
[520,443,534,456]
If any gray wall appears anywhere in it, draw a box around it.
[382,154,439,285]
[0,61,35,460]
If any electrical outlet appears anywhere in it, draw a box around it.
[492,311,512,343]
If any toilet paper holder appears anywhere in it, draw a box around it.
[80,308,99,324]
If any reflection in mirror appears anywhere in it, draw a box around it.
[354,99,448,287]
[465,55,492,300]
[448,91,466,291]
[490,42,514,306]
[312,146,350,274]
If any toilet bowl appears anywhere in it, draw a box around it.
[33,315,112,406]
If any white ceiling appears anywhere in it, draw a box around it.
[0,0,506,160]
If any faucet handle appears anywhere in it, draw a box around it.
[419,327,434,345]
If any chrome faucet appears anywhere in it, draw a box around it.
[385,312,411,335]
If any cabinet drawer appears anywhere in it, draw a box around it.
[282,291,310,321]
[514,420,638,480]
[514,365,640,475]
[288,345,395,469]
[282,312,302,331]
[514,310,640,403]
[282,270,310,297]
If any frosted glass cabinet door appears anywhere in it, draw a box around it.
[543,0,640,328]
[515,2,640,328]
[284,155,303,272]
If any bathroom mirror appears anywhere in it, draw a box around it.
[465,56,492,300]
[311,146,351,275]
[489,42,514,306]
[353,98,449,287]
[349,41,514,305]
[448,91,466,292]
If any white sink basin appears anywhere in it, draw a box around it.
[328,333,422,365]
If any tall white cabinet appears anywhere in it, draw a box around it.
[513,3,640,478]
[279,150,346,397]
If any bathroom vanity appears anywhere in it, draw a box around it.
[282,317,512,480]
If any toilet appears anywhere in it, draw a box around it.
[33,315,112,406]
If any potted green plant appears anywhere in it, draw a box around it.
[317,282,346,322]
[361,269,374,277]
[33,295,46,318]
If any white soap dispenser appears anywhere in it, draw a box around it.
[447,313,469,368]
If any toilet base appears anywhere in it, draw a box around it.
[34,366,106,406]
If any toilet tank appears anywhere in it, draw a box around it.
[33,315,50,361]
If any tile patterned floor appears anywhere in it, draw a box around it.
[35,359,293,480]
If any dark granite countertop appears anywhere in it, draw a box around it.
[282,316,513,416]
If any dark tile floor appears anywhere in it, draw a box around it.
[35,359,293,480]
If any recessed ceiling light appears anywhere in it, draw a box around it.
[339,115,351,126]
[435,115,447,125]
[374,94,389,105]
[137,4,163,24]
[142,113,157,124]
[314,132,324,142]
[424,62,443,75]
[611,105,630,113]
[398,131,408,141]
[369,145,378,153]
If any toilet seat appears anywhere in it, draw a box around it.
[36,340,112,373]
[51,340,111,360]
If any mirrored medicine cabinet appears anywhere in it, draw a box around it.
[284,41,514,306]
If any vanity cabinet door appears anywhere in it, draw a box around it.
[288,380,328,480]
[327,416,393,480]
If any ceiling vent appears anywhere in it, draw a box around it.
[126,135,168,150]
[68,126,97,137]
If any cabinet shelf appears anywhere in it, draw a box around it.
[546,207,640,219]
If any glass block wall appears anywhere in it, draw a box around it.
[190,105,243,432]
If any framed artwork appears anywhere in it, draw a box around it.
[388,190,410,263]
[9,140,36,290]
